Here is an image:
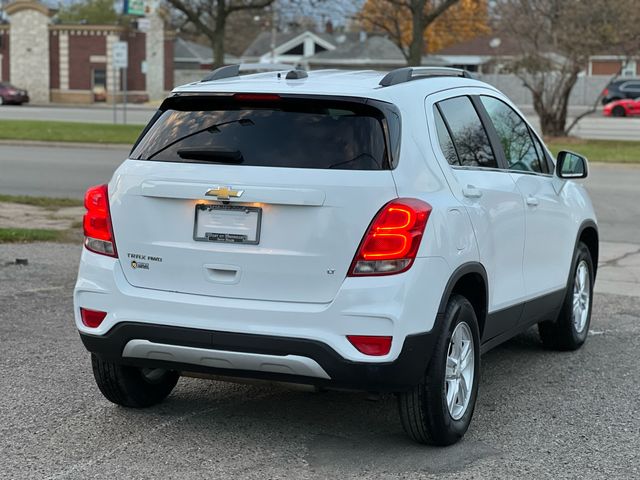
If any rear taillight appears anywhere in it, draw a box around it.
[83,184,117,257]
[347,335,392,356]
[602,88,609,97]
[80,308,107,328]
[348,198,431,276]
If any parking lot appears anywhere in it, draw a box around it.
[1,242,639,479]
[1,161,639,478]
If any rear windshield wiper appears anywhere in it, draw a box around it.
[177,147,244,163]
[145,118,254,160]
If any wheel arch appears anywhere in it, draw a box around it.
[438,262,488,339]
[577,220,599,278]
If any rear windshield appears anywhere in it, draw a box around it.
[131,96,391,170]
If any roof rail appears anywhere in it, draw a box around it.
[200,63,304,82]
[379,67,472,87]
[201,64,240,82]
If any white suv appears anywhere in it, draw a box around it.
[74,66,598,445]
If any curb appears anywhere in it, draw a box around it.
[0,139,131,150]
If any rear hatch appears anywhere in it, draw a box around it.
[110,94,399,303]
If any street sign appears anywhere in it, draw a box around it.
[112,41,128,69]
[137,18,151,32]
[124,0,145,16]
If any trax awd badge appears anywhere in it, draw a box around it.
[205,186,244,201]
[128,253,162,270]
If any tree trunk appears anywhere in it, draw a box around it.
[211,32,225,68]
[407,0,426,66]
[534,71,580,137]
[538,111,567,137]
[212,1,227,68]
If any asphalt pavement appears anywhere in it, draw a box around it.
[1,241,639,479]
[0,144,129,198]
[0,104,153,125]
[1,140,640,478]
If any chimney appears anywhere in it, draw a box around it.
[325,19,333,34]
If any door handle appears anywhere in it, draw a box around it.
[462,185,483,199]
[526,195,539,207]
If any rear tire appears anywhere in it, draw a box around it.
[538,242,594,351]
[91,354,180,408]
[398,294,480,445]
[612,105,626,117]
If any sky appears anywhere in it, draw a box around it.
[278,0,365,28]
[2,0,364,29]
[36,0,364,27]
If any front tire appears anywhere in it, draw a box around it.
[398,295,480,445]
[538,242,594,350]
[91,354,180,408]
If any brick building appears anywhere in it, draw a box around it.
[0,0,173,104]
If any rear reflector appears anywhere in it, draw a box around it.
[348,198,431,276]
[347,335,392,356]
[80,308,107,328]
[83,184,117,257]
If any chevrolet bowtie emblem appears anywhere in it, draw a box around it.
[205,186,244,200]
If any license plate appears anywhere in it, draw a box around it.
[194,204,262,244]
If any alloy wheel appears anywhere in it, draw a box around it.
[573,260,591,334]
[445,321,475,420]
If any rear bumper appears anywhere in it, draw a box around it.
[74,248,452,390]
[81,322,439,392]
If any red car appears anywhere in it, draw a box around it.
[603,98,640,117]
[0,82,29,105]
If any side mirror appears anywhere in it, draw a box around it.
[556,150,588,179]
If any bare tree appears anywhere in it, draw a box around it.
[359,0,461,66]
[167,0,275,68]
[495,0,640,137]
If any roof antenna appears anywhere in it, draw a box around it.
[285,69,308,80]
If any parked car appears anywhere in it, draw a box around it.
[603,97,640,117]
[601,78,640,105]
[74,66,598,446]
[0,82,29,105]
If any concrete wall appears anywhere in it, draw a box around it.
[8,6,50,103]
[479,74,612,107]
[145,11,165,100]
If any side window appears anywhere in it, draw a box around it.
[528,129,550,173]
[480,96,544,173]
[622,82,640,92]
[436,96,497,168]
[433,107,459,165]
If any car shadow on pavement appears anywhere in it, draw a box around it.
[83,328,565,476]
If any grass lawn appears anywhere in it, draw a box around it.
[546,138,640,164]
[0,119,142,144]
[0,194,83,209]
[0,228,65,243]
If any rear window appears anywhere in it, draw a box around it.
[131,96,392,170]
